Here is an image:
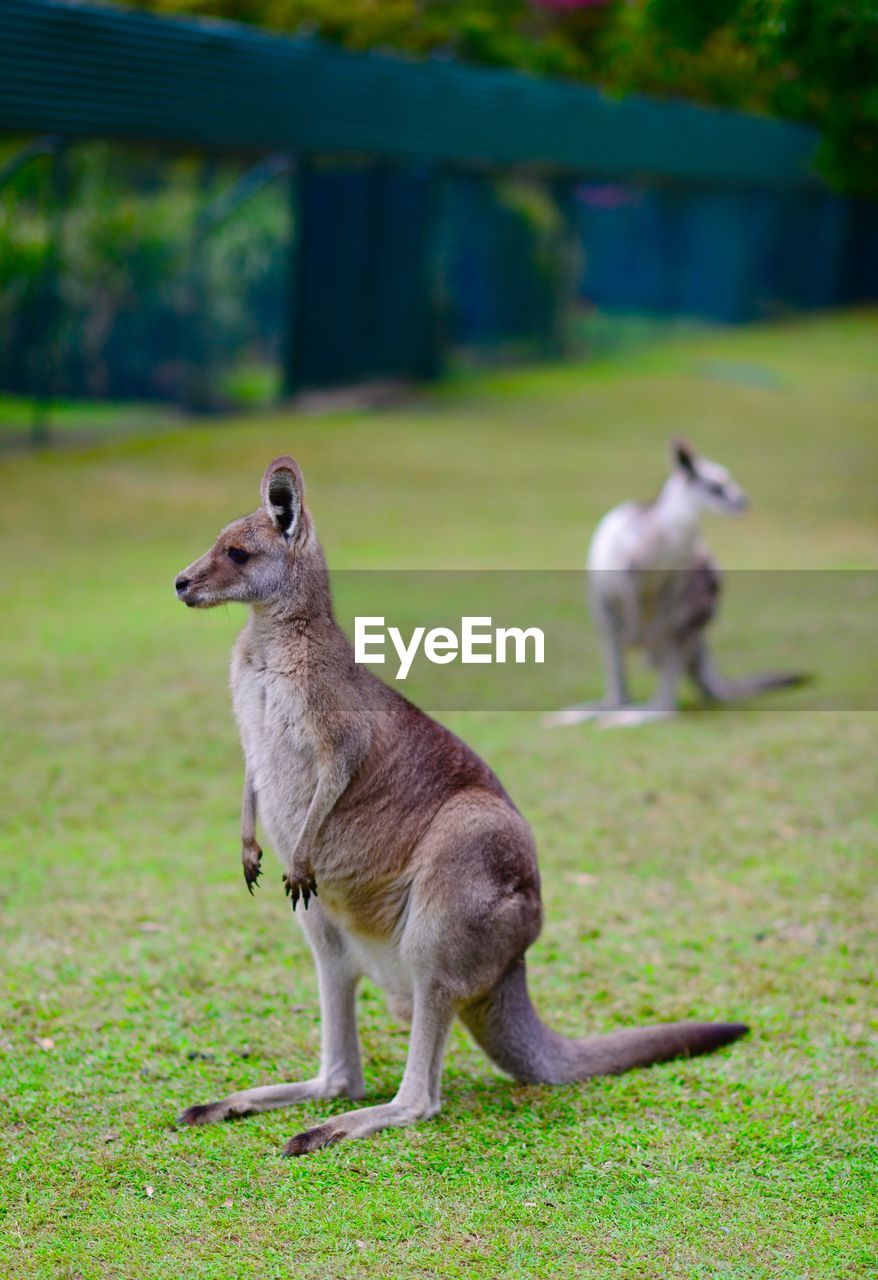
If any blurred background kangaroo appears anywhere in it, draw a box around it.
[548,439,807,729]
[173,456,747,1156]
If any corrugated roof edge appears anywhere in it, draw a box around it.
[0,0,821,186]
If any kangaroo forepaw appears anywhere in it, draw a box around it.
[242,841,263,893]
[283,868,318,911]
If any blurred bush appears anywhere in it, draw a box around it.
[0,143,290,404]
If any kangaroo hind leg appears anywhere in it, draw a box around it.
[597,646,683,728]
[282,982,454,1156]
[179,910,364,1126]
[545,596,629,727]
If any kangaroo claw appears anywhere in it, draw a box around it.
[242,842,263,893]
[283,869,318,911]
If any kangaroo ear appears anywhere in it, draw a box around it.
[671,437,697,477]
[260,456,303,539]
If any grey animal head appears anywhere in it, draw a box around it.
[174,456,311,608]
[671,438,749,516]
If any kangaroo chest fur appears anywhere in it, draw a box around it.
[231,643,319,861]
[229,629,417,1005]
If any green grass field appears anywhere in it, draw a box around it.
[2,313,876,1278]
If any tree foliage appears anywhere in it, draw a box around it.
[643,0,878,195]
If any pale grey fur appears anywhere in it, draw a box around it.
[547,438,805,728]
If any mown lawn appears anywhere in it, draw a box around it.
[1,313,876,1278]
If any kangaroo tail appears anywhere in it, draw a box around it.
[459,961,748,1085]
[688,644,809,705]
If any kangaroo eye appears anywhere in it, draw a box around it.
[227,547,250,565]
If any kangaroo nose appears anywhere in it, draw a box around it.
[175,575,191,595]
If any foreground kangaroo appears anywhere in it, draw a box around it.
[174,456,747,1155]
[548,438,806,728]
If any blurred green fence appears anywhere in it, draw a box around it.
[0,0,876,419]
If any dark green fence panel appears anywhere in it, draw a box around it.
[288,161,438,389]
[440,175,567,355]
[573,183,873,324]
